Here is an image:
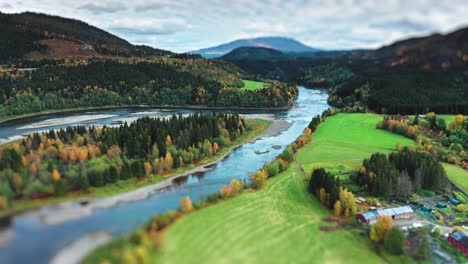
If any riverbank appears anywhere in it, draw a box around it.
[1,118,273,218]
[0,103,292,125]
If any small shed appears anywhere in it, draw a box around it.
[436,202,447,209]
[450,198,461,205]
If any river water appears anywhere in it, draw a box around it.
[0,87,329,263]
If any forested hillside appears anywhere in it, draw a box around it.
[222,27,468,114]
[0,12,169,61]
[0,57,297,117]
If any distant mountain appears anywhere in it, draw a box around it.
[190,37,320,58]
[221,47,285,60]
[0,12,171,62]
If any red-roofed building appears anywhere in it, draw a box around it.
[448,231,468,255]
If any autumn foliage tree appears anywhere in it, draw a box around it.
[179,196,193,213]
[371,215,393,243]
[251,170,268,189]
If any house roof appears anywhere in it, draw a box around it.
[450,231,468,247]
[359,206,414,221]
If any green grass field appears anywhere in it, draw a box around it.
[136,113,414,263]
[156,165,397,264]
[438,115,456,125]
[297,113,415,173]
[443,163,468,192]
[241,79,266,91]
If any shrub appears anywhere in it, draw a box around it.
[0,195,8,209]
[384,228,405,255]
[265,162,280,177]
[207,192,219,203]
[179,196,193,213]
[281,148,294,163]
[456,204,466,212]
[230,180,242,194]
[23,179,48,198]
[251,170,268,189]
[220,185,232,198]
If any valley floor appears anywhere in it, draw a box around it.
[111,113,416,263]
[86,113,467,263]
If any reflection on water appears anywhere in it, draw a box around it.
[0,87,329,264]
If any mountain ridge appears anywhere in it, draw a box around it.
[189,36,320,58]
[0,11,171,62]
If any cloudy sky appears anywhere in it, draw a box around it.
[2,0,468,52]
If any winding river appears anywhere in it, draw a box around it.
[0,87,329,263]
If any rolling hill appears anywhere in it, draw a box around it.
[220,47,285,60]
[0,12,171,62]
[190,36,319,58]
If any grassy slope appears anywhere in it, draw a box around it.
[297,113,415,173]
[148,113,414,263]
[158,165,386,264]
[443,163,468,192]
[8,119,271,213]
[241,79,266,91]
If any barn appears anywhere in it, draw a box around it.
[357,205,414,224]
[448,231,468,255]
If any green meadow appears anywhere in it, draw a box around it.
[140,113,415,263]
[297,113,415,173]
[241,79,266,91]
[156,165,399,264]
[443,163,468,192]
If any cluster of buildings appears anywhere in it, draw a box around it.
[356,204,468,256]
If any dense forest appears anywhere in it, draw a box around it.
[351,148,449,197]
[0,113,248,208]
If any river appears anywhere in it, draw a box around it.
[0,87,329,263]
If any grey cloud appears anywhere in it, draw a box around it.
[134,3,164,12]
[110,18,190,35]
[79,2,127,14]
[1,3,13,8]
[112,27,178,35]
[370,19,431,32]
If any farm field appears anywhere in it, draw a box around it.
[241,79,266,91]
[154,165,395,264]
[443,163,468,192]
[297,113,415,173]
